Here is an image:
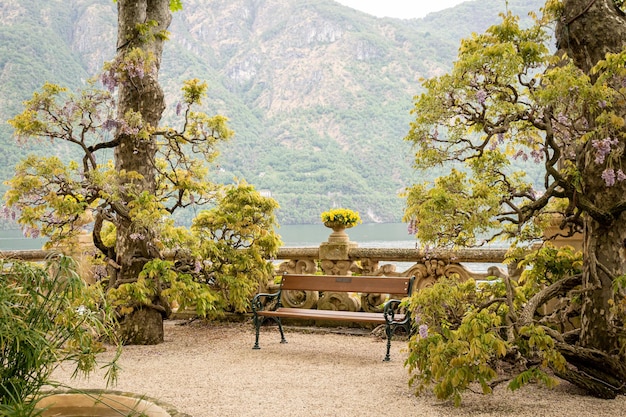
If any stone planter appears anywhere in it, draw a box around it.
[36,390,191,417]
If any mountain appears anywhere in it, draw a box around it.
[0,0,546,226]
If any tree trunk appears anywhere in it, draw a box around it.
[555,0,626,397]
[117,307,165,345]
[113,0,172,344]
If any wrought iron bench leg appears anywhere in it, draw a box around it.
[253,314,263,349]
[384,316,414,361]
[384,323,393,362]
[277,317,287,344]
[253,316,287,349]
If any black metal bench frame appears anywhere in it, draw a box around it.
[251,273,415,361]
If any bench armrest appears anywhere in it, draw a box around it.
[383,298,410,325]
[251,291,281,313]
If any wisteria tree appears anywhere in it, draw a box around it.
[4,0,281,344]
[404,0,626,401]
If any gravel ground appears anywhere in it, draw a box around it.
[51,320,626,417]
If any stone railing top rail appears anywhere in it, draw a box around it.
[277,247,508,263]
[1,247,509,264]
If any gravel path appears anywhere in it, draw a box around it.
[51,320,626,417]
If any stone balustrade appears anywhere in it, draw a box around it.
[1,231,516,316]
[271,231,514,314]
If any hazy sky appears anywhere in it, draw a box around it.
[335,0,469,19]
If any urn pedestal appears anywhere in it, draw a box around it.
[320,222,357,275]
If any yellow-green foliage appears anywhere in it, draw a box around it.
[406,276,509,406]
[403,164,505,247]
[402,4,626,401]
[5,155,89,242]
[190,181,281,315]
[403,12,558,248]
[104,182,281,319]
[518,244,583,287]
[106,258,220,318]
[4,73,276,326]
[406,244,585,405]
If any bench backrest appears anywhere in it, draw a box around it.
[279,274,414,295]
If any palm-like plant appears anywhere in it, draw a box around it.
[0,254,121,416]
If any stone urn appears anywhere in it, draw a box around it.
[323,221,352,243]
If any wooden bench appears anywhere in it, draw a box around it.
[251,273,415,361]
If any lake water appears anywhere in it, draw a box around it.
[1,229,48,250]
[1,223,416,251]
[276,223,416,248]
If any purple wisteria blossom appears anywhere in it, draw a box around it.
[413,312,422,325]
[23,226,40,239]
[101,68,118,92]
[418,324,429,339]
[119,120,141,136]
[513,149,528,161]
[489,133,506,151]
[125,61,146,80]
[102,119,119,131]
[592,137,618,164]
[602,168,616,186]
[0,205,17,221]
[530,149,543,163]
[476,89,487,105]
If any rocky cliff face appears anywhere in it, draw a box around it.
[167,0,426,120]
[0,0,545,225]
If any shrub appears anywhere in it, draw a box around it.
[0,255,121,416]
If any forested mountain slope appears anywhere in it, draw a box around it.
[0,0,545,226]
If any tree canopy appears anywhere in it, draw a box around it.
[404,0,626,401]
[4,0,281,344]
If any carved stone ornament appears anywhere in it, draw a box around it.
[318,291,361,312]
[281,289,319,309]
[320,259,356,275]
[277,259,318,275]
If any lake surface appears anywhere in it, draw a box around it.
[276,222,416,248]
[1,229,47,250]
[1,223,415,251]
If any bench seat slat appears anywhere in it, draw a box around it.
[256,307,405,324]
[280,274,411,294]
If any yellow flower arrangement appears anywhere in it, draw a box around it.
[321,208,362,228]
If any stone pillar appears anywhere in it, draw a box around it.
[319,226,357,275]
[318,227,360,315]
